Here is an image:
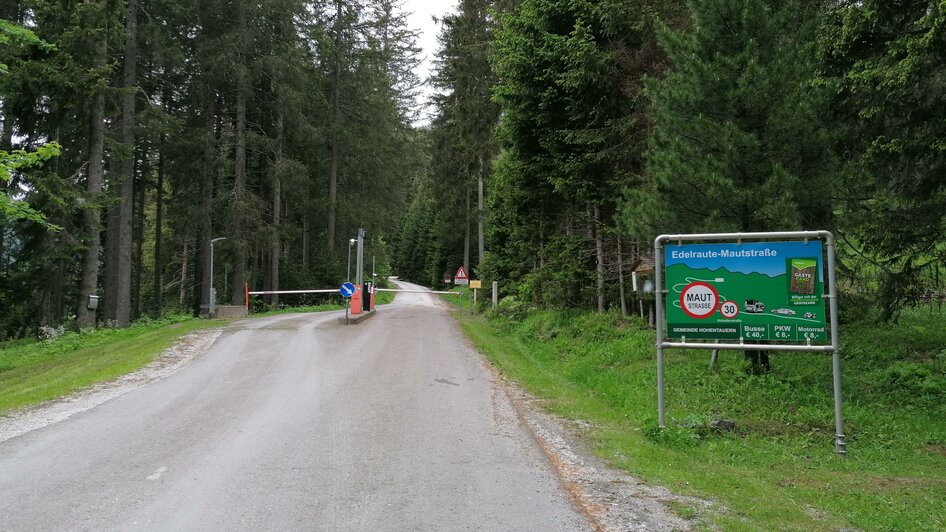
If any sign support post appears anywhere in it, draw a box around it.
[356,228,365,286]
[655,241,666,427]
[654,230,844,455]
[340,282,356,325]
[826,236,845,454]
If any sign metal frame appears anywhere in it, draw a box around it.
[654,230,845,455]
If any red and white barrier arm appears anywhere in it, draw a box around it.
[374,289,459,295]
[247,289,341,296]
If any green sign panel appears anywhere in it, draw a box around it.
[665,241,828,342]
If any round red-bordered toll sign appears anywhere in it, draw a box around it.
[679,282,719,319]
[719,300,739,319]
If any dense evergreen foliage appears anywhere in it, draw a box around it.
[0,0,423,337]
[397,0,945,324]
[2,0,944,337]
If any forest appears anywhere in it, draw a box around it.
[1,0,944,339]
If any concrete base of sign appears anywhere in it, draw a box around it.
[212,305,248,319]
[341,309,376,325]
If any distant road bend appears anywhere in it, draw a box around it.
[0,280,590,531]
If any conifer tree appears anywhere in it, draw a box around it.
[820,0,946,318]
[634,0,833,371]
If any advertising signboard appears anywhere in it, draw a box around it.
[664,240,827,342]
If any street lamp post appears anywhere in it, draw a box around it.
[210,237,226,316]
[347,238,356,282]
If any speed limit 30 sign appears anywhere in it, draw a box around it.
[720,300,739,319]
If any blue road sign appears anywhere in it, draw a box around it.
[340,282,356,298]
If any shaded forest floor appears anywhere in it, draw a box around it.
[448,293,946,530]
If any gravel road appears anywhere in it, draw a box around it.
[0,281,592,531]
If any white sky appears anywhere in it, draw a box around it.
[404,0,457,125]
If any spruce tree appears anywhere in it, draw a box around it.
[633,0,833,371]
[820,0,946,319]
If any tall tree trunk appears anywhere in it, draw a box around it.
[230,87,247,305]
[0,192,5,276]
[114,0,137,327]
[40,237,65,327]
[326,0,343,254]
[76,46,106,329]
[593,203,605,313]
[327,140,339,254]
[104,204,119,320]
[193,91,215,315]
[153,135,164,316]
[464,179,471,276]
[131,155,145,320]
[302,207,309,273]
[271,113,283,307]
[230,6,248,306]
[477,154,485,274]
[180,240,188,305]
[617,237,627,317]
[0,75,8,278]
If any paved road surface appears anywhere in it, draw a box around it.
[0,281,590,531]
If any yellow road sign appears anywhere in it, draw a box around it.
[470,280,482,289]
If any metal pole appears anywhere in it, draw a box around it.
[347,239,353,283]
[356,228,365,286]
[209,241,214,316]
[825,232,846,455]
[654,238,666,428]
[492,281,498,309]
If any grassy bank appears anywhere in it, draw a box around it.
[448,292,946,530]
[0,316,227,416]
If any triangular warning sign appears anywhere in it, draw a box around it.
[455,266,468,280]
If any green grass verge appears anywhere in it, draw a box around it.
[0,316,228,416]
[446,290,946,531]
